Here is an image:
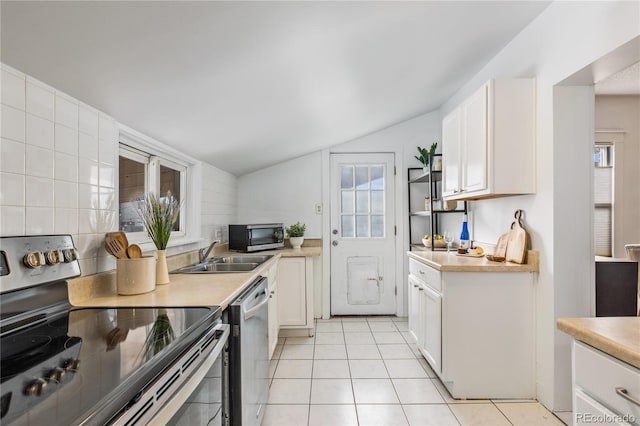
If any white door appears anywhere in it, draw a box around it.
[330,153,396,315]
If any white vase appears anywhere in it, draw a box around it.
[156,249,170,285]
[290,237,304,249]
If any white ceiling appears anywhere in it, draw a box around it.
[1,1,550,175]
[595,61,640,95]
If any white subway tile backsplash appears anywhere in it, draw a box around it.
[77,234,103,259]
[26,80,54,121]
[98,210,117,233]
[98,114,116,142]
[1,68,25,110]
[55,94,78,129]
[78,208,97,234]
[78,158,99,186]
[99,163,115,188]
[79,106,99,138]
[54,208,78,234]
[99,187,115,210]
[78,184,99,209]
[1,104,25,142]
[0,206,25,235]
[54,123,78,155]
[54,151,78,182]
[26,114,54,148]
[97,255,116,274]
[25,145,54,178]
[0,172,25,206]
[25,176,53,207]
[78,257,97,276]
[0,138,25,174]
[54,180,78,208]
[79,132,99,161]
[98,139,116,166]
[25,206,54,234]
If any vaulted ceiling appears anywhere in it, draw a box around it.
[1,1,550,175]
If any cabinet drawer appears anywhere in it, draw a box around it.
[409,259,441,292]
[575,341,640,422]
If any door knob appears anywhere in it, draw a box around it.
[332,241,338,246]
[332,229,338,235]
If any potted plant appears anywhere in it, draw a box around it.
[137,192,180,285]
[286,222,306,249]
[415,142,438,173]
[144,309,175,360]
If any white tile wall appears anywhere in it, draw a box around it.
[0,63,119,276]
[201,163,237,244]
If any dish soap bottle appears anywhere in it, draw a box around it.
[459,214,470,253]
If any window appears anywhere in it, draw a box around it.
[119,144,187,238]
[339,164,385,238]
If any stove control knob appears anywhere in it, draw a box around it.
[45,250,63,265]
[63,358,80,371]
[23,252,45,268]
[24,378,47,396]
[63,248,78,263]
[46,367,66,383]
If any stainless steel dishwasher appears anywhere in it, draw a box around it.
[228,276,269,426]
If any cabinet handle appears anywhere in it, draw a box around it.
[616,387,640,407]
[418,288,424,291]
[419,270,425,275]
[413,284,418,288]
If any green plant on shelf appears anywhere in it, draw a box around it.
[415,142,438,167]
[286,222,306,238]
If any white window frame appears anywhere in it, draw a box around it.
[118,124,202,251]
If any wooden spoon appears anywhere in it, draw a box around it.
[105,235,128,259]
[127,244,143,259]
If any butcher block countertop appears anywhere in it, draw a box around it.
[557,317,640,369]
[68,246,320,310]
[407,250,539,272]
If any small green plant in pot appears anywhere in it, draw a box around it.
[137,192,181,285]
[286,222,306,249]
[415,143,438,171]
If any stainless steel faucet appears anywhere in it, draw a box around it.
[199,240,221,263]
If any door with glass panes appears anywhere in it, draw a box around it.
[330,153,396,315]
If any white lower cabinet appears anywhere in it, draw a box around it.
[266,263,279,360]
[277,257,315,336]
[407,257,535,399]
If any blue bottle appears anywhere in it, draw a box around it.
[459,214,470,252]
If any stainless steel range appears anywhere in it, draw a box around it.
[0,235,229,425]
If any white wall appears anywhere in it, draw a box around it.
[437,1,640,412]
[201,163,238,244]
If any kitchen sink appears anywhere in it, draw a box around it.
[171,254,273,274]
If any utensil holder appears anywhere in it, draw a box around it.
[117,257,156,295]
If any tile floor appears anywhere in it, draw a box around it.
[263,317,566,426]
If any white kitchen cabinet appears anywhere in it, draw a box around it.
[442,79,535,200]
[277,257,314,336]
[265,262,279,360]
[572,341,639,425]
[407,257,535,398]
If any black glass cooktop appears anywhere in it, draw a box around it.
[0,306,218,425]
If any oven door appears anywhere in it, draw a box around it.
[151,324,230,426]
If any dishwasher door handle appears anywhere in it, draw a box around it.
[244,290,270,320]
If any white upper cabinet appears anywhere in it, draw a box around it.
[442,79,535,200]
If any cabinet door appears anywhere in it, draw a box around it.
[442,108,461,197]
[461,84,488,194]
[268,278,279,359]
[408,276,421,344]
[421,284,442,374]
[574,389,631,426]
[277,257,307,326]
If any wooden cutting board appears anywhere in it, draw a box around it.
[506,210,528,264]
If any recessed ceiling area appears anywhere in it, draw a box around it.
[1,1,550,175]
[595,61,640,95]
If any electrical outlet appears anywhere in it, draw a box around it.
[315,203,322,215]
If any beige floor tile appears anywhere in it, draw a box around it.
[378,344,416,359]
[273,344,283,359]
[285,336,315,345]
[352,378,400,404]
[394,321,409,332]
[432,379,490,404]
[277,337,286,345]
[495,402,565,426]
[274,359,313,379]
[373,331,406,344]
[392,316,409,322]
[357,404,409,426]
[267,379,311,404]
[269,359,278,379]
[369,321,399,332]
[385,359,429,378]
[344,332,375,345]
[401,331,417,344]
[314,344,347,359]
[417,358,438,378]
[280,344,314,360]
[316,318,343,323]
[309,404,358,426]
[313,359,351,378]
[366,316,395,322]
[403,404,460,426]
[449,403,511,425]
[392,378,445,404]
[316,322,344,332]
[341,316,369,322]
[349,359,389,378]
[346,344,381,360]
[554,411,572,425]
[310,378,354,404]
[262,404,309,426]
[342,321,371,332]
[315,332,345,345]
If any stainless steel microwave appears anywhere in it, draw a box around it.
[228,224,285,252]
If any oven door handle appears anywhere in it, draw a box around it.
[244,290,270,320]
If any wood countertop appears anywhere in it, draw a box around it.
[407,250,539,272]
[557,317,640,369]
[68,246,321,310]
